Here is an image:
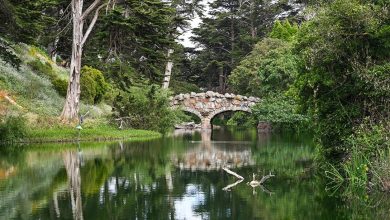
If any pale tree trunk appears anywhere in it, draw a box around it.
[162,49,174,89]
[218,65,225,93]
[60,0,106,122]
[49,8,64,62]
[250,0,257,39]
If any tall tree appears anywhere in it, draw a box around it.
[83,0,175,89]
[162,0,203,89]
[190,0,304,92]
[61,0,107,122]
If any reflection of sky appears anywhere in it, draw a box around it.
[174,184,207,220]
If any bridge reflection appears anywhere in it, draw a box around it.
[171,130,254,171]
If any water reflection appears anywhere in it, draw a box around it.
[63,150,83,220]
[1,129,390,219]
[171,130,254,171]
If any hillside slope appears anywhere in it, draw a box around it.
[0,43,111,125]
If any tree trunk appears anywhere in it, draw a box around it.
[60,0,83,122]
[60,0,105,122]
[250,0,256,39]
[218,65,225,93]
[162,49,174,89]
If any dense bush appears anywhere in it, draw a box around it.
[295,0,390,157]
[0,115,28,142]
[252,95,308,129]
[112,85,184,133]
[52,78,68,97]
[80,66,108,104]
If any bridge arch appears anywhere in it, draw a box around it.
[170,91,260,129]
[205,107,252,129]
[181,107,203,121]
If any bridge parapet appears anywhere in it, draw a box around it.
[170,91,260,129]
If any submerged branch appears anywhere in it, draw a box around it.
[223,167,244,180]
[259,172,275,185]
[222,179,243,191]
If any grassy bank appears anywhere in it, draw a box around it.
[22,126,161,143]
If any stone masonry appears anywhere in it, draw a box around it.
[170,91,260,129]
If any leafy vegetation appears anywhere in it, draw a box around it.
[80,66,109,104]
[112,85,184,133]
[0,115,29,142]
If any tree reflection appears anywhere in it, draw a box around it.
[63,150,83,220]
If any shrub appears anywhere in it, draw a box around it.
[251,95,309,128]
[27,59,56,80]
[80,66,108,104]
[52,78,68,97]
[81,73,97,104]
[0,115,29,142]
[112,85,184,133]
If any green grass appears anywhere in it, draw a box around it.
[24,125,161,143]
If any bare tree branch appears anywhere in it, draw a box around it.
[223,167,244,180]
[222,179,243,191]
[81,3,107,47]
[259,172,275,184]
[81,0,101,20]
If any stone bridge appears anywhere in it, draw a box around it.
[170,91,260,129]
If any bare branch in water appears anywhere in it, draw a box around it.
[222,179,244,191]
[223,167,245,180]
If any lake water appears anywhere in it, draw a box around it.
[0,128,388,219]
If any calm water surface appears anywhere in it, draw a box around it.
[0,128,388,219]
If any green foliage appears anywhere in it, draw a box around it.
[324,121,390,194]
[112,85,183,133]
[0,115,29,142]
[84,0,175,83]
[226,112,257,128]
[0,0,57,45]
[0,38,21,69]
[252,95,308,127]
[229,38,299,97]
[80,66,108,104]
[190,0,302,91]
[269,20,298,42]
[170,80,201,94]
[27,59,55,80]
[52,78,67,97]
[0,49,65,116]
[295,0,389,157]
[27,57,70,98]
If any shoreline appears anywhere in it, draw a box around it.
[1,127,161,144]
